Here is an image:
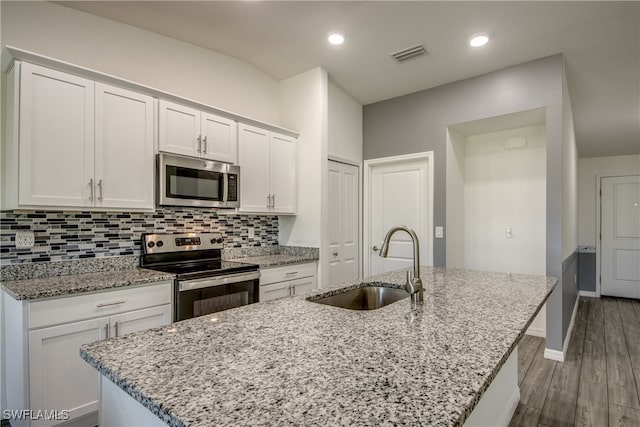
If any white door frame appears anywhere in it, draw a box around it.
[596,174,640,298]
[363,151,434,277]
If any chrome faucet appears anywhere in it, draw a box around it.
[378,225,423,304]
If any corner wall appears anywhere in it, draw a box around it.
[1,1,281,124]
[278,67,328,284]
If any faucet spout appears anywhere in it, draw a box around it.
[378,225,423,303]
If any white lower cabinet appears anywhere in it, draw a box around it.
[3,282,172,427]
[259,262,317,302]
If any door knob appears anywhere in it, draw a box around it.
[372,246,379,252]
[333,252,338,257]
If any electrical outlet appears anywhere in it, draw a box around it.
[15,231,35,249]
[435,226,444,239]
[506,227,514,239]
[248,227,255,239]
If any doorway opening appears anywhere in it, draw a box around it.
[447,108,547,335]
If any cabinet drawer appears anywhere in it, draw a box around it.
[29,282,172,330]
[259,262,316,286]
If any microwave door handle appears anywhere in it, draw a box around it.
[223,172,229,205]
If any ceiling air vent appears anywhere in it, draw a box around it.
[390,44,428,64]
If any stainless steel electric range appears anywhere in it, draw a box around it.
[140,232,260,321]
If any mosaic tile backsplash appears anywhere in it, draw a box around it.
[0,208,278,265]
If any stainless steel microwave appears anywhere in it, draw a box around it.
[157,152,240,208]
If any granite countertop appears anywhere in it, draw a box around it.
[228,253,318,268]
[1,268,175,301]
[80,267,556,427]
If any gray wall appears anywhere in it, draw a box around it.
[363,55,570,352]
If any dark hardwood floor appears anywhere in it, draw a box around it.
[509,296,640,427]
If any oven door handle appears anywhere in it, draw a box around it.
[178,271,261,292]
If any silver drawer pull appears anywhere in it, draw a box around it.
[285,271,298,276]
[96,300,126,308]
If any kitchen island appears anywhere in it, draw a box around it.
[80,267,556,426]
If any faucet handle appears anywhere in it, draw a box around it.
[405,270,416,294]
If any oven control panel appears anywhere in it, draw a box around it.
[142,232,223,254]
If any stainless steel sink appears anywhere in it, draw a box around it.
[311,285,409,310]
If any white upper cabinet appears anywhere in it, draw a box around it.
[15,63,155,210]
[95,83,155,209]
[238,123,297,214]
[19,62,95,207]
[159,100,238,164]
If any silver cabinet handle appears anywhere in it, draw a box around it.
[372,246,380,252]
[203,136,207,154]
[97,179,103,202]
[288,284,293,296]
[333,252,338,257]
[197,135,202,154]
[285,271,298,276]
[291,284,296,296]
[96,300,126,308]
[105,323,109,339]
[88,178,94,201]
[266,194,271,208]
[271,194,275,208]
[115,321,120,337]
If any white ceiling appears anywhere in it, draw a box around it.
[57,1,639,158]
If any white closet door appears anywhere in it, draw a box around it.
[95,83,155,209]
[19,62,94,207]
[601,175,640,299]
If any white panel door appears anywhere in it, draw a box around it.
[29,317,109,427]
[269,132,297,214]
[109,305,171,338]
[201,112,237,164]
[601,175,640,299]
[19,62,94,207]
[327,161,360,285]
[158,100,200,157]
[238,124,270,212]
[95,83,155,209]
[367,157,432,276]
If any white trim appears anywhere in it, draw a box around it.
[525,327,546,338]
[595,174,602,298]
[543,293,580,362]
[363,152,434,277]
[327,155,361,167]
[544,348,565,362]
[579,290,597,298]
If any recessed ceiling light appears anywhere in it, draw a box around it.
[469,34,489,47]
[328,33,345,45]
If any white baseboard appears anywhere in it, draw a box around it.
[525,327,546,338]
[579,290,597,297]
[544,293,580,362]
[544,348,564,362]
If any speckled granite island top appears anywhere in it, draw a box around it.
[1,268,175,301]
[80,267,556,427]
[228,253,318,268]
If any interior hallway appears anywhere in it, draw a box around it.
[509,297,640,426]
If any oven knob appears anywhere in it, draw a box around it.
[216,238,223,244]
[156,240,164,247]
[147,241,155,248]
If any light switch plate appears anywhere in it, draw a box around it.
[15,231,35,249]
[506,227,514,239]
[435,226,444,239]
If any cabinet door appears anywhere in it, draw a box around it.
[109,304,172,338]
[259,281,291,302]
[291,276,316,296]
[19,62,94,207]
[95,83,155,209]
[158,100,200,157]
[238,124,270,213]
[269,133,297,214]
[29,317,109,427]
[201,112,237,164]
